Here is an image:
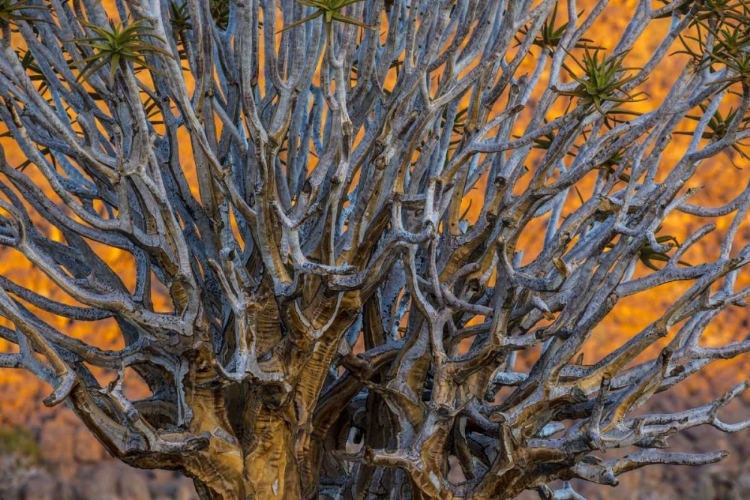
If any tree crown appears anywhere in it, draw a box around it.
[0,0,749,498]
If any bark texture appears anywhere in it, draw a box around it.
[0,0,750,499]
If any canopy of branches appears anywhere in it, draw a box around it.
[0,0,748,499]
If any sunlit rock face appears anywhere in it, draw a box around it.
[0,1,748,499]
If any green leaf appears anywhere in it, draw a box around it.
[279,10,324,32]
[281,0,370,32]
[71,19,173,85]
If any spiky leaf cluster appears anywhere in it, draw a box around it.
[0,0,46,28]
[73,19,172,84]
[559,46,646,119]
[282,0,371,32]
[517,2,594,51]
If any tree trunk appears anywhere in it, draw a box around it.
[171,292,364,499]
[184,410,303,499]
[167,369,308,500]
[243,409,302,499]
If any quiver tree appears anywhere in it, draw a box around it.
[1,0,750,498]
